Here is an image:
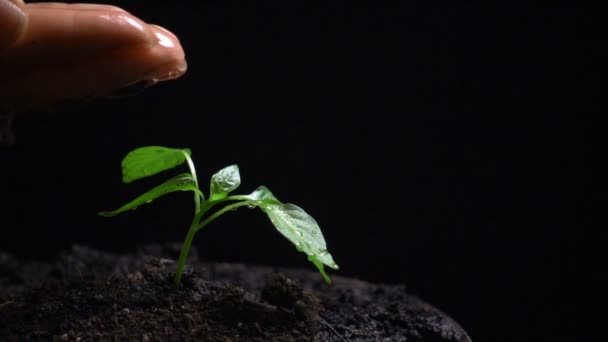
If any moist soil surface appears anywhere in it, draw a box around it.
[0,244,471,341]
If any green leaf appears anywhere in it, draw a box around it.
[243,186,281,204]
[99,173,202,217]
[209,165,241,201]
[262,203,339,283]
[121,146,191,183]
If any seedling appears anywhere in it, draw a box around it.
[99,146,339,287]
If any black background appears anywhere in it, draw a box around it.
[1,2,595,341]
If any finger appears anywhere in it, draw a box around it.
[1,25,186,112]
[0,0,27,52]
[0,4,187,112]
[25,2,126,12]
[2,5,155,67]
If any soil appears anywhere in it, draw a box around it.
[0,244,471,341]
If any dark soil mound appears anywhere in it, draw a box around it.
[0,245,471,341]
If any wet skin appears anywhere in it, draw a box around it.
[0,1,187,113]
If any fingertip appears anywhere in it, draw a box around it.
[0,0,28,52]
[150,24,180,47]
[8,0,25,11]
[147,25,188,81]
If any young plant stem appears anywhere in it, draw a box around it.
[174,219,198,287]
[184,152,202,214]
[173,199,256,287]
[173,153,205,287]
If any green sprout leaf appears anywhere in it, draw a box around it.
[209,165,241,201]
[261,203,339,283]
[99,173,202,217]
[121,146,191,183]
[243,186,281,204]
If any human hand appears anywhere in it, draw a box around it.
[0,1,187,114]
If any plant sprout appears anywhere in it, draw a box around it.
[99,146,339,287]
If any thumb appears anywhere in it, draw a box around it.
[0,0,27,52]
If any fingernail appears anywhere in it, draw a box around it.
[99,12,147,35]
[151,24,180,48]
[143,25,188,81]
[148,62,188,82]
